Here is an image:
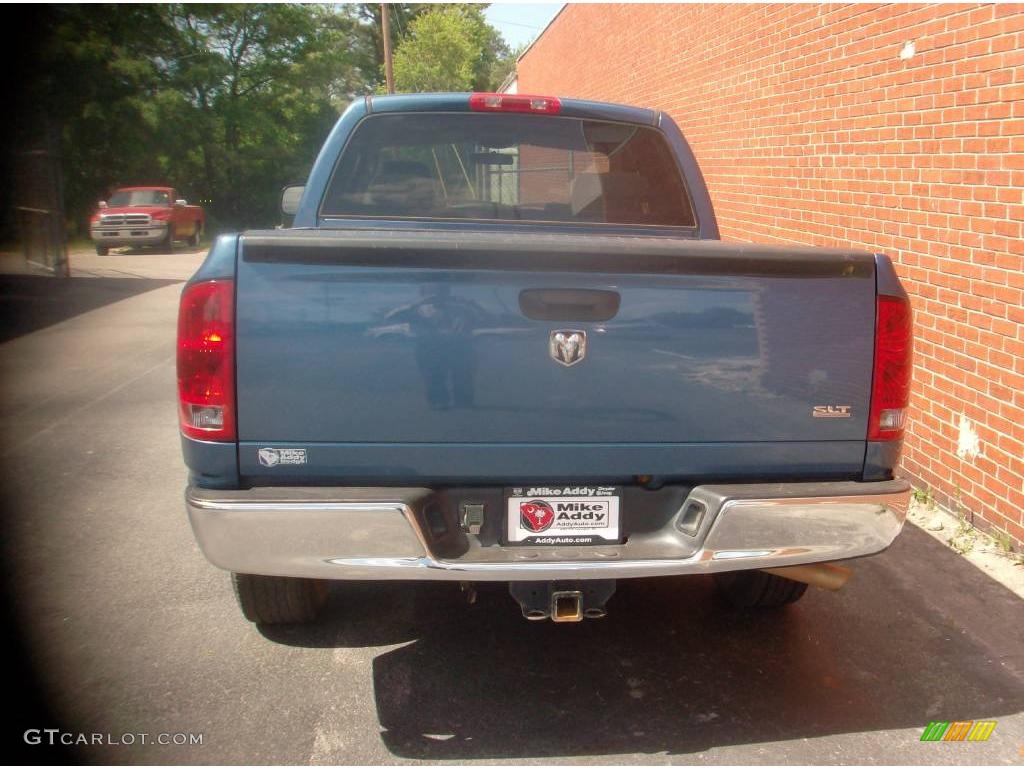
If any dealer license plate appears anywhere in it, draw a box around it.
[505,485,622,546]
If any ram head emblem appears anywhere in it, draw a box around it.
[549,330,587,367]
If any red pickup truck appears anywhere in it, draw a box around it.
[90,186,204,255]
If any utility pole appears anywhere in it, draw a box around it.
[381,3,394,94]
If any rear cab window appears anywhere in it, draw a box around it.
[320,113,696,228]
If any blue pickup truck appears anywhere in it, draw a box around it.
[178,92,912,625]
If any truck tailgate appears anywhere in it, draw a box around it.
[234,230,876,481]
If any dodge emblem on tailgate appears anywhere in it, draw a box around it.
[549,330,587,367]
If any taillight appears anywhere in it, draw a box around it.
[177,280,235,441]
[868,294,912,441]
[469,92,561,114]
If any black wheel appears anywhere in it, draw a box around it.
[188,224,202,248]
[95,245,109,256]
[714,570,808,609]
[159,227,174,254]
[231,572,329,625]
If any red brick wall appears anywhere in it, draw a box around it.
[518,3,1024,545]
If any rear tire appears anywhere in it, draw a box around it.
[231,572,329,625]
[714,570,808,609]
[95,245,109,256]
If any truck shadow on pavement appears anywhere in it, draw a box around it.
[0,275,179,344]
[263,524,1024,761]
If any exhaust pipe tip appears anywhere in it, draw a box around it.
[762,562,852,591]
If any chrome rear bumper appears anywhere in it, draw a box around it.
[186,480,909,581]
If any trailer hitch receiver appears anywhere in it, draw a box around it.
[509,580,616,622]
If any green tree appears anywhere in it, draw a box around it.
[13,4,371,234]
[12,4,178,232]
[352,4,436,88]
[159,4,364,228]
[393,7,479,92]
[7,3,515,239]
[392,6,512,93]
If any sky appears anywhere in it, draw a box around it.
[483,3,564,51]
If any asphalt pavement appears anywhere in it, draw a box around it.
[1,246,1022,765]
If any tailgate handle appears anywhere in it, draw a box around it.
[519,289,620,322]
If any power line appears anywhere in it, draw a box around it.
[486,18,543,30]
